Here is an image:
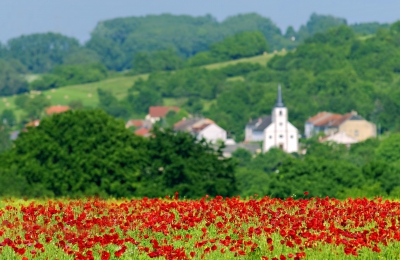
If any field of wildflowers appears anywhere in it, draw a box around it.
[1,193,400,259]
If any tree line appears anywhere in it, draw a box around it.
[0,13,389,75]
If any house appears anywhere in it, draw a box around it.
[319,132,358,148]
[25,120,40,128]
[174,117,229,144]
[194,123,227,143]
[125,119,152,129]
[46,105,70,115]
[245,116,272,142]
[263,85,299,153]
[305,111,376,142]
[145,106,180,123]
[134,127,151,137]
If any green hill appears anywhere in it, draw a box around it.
[0,53,280,119]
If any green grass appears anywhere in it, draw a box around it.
[0,51,286,117]
[202,51,285,70]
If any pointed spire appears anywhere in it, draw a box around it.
[274,84,285,108]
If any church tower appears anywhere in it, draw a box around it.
[263,85,299,153]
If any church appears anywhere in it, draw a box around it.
[262,85,299,153]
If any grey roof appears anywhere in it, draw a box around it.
[349,115,364,120]
[221,143,261,154]
[274,84,285,108]
[174,118,201,131]
[246,116,272,131]
[10,130,20,141]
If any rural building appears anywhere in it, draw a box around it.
[263,85,299,153]
[46,105,70,115]
[305,111,376,142]
[174,117,229,144]
[145,106,180,123]
[245,116,271,142]
[318,132,358,148]
[125,119,152,129]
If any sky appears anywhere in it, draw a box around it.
[0,0,399,44]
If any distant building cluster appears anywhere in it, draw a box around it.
[18,87,377,157]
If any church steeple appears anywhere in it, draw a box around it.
[274,85,285,108]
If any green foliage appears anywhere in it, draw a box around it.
[0,122,11,153]
[375,134,400,164]
[1,109,16,127]
[210,31,269,60]
[130,68,226,100]
[0,59,29,96]
[135,127,238,198]
[13,94,51,122]
[87,13,291,71]
[165,109,190,127]
[6,33,80,73]
[231,148,252,167]
[97,88,128,118]
[132,49,184,74]
[0,111,238,198]
[268,156,363,198]
[1,109,148,197]
[30,63,108,90]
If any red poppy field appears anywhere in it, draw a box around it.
[1,194,400,259]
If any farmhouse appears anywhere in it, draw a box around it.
[262,85,299,153]
[174,117,228,144]
[305,111,376,142]
[145,106,180,123]
[45,105,70,115]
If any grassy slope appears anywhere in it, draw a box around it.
[0,52,281,119]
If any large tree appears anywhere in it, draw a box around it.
[1,109,148,197]
[136,127,238,198]
[7,32,80,73]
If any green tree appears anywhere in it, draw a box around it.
[210,31,269,60]
[0,59,29,96]
[97,88,128,118]
[0,122,11,153]
[375,134,400,164]
[1,109,148,197]
[7,32,80,73]
[135,127,238,198]
[23,94,51,120]
[1,109,17,127]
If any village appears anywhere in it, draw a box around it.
[16,85,377,158]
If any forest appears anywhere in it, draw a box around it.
[0,13,400,199]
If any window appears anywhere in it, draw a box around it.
[279,135,283,138]
[290,135,293,139]
[269,136,272,139]
[279,122,283,126]
[354,130,359,137]
[279,110,282,116]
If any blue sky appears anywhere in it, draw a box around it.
[1,0,399,44]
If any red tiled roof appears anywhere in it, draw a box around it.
[46,105,70,115]
[307,112,351,127]
[149,106,180,118]
[134,128,150,137]
[25,120,40,128]
[126,120,144,128]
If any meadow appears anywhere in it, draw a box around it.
[0,52,278,120]
[1,195,400,259]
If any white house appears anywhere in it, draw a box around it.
[245,116,272,142]
[174,117,228,144]
[263,85,299,153]
[195,123,227,143]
